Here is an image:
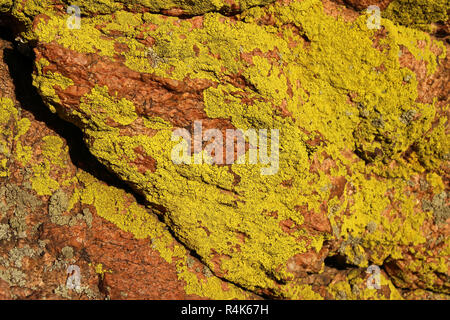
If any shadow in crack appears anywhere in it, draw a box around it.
[0,28,269,299]
[324,254,356,270]
[0,26,147,205]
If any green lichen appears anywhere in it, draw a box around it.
[0,98,17,177]
[0,0,13,13]
[384,0,449,32]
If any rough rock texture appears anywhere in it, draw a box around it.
[0,37,259,300]
[0,0,449,299]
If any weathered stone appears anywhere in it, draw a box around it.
[0,36,256,300]
[0,0,448,299]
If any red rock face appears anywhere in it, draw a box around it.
[0,38,257,300]
[35,43,226,129]
[0,0,449,300]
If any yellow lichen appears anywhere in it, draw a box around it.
[75,170,252,299]
[93,263,113,280]
[26,0,449,297]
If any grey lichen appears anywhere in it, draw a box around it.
[186,256,195,268]
[432,192,449,225]
[9,245,35,268]
[53,284,72,299]
[422,192,449,225]
[351,283,361,296]
[0,267,26,286]
[82,208,93,228]
[371,117,385,129]
[3,183,41,238]
[79,285,100,299]
[203,265,213,278]
[0,186,9,217]
[403,74,412,83]
[0,256,9,267]
[338,236,367,267]
[49,189,94,228]
[366,221,377,234]
[48,189,70,225]
[336,290,347,300]
[400,109,417,125]
[0,223,11,241]
[61,246,74,260]
[146,47,166,68]
[332,225,340,238]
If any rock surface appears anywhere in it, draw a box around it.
[0,37,259,300]
[0,0,449,299]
